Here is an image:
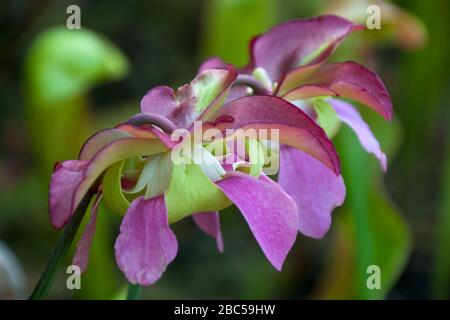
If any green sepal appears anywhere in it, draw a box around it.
[313,99,341,138]
[165,163,231,224]
[102,161,129,215]
[247,139,265,177]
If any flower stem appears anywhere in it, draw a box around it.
[29,191,95,300]
[126,283,142,300]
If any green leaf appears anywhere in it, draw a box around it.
[313,99,341,138]
[165,164,231,224]
[26,27,128,105]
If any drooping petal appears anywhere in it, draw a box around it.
[246,15,359,82]
[49,160,88,229]
[72,193,102,272]
[330,99,387,171]
[140,66,237,128]
[216,172,298,270]
[282,62,393,120]
[212,95,340,175]
[278,146,346,238]
[192,212,224,253]
[114,196,178,286]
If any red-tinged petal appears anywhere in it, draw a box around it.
[78,128,133,160]
[72,193,102,272]
[198,57,228,73]
[141,66,237,128]
[140,86,179,123]
[330,99,387,171]
[278,146,346,238]
[79,124,171,161]
[192,212,224,253]
[246,15,359,82]
[115,196,177,286]
[276,63,325,95]
[287,62,393,120]
[49,160,88,229]
[216,172,298,271]
[282,85,338,101]
[213,95,340,175]
[72,138,168,217]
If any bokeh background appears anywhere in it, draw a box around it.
[0,0,449,299]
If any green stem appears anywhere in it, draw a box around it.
[29,191,95,300]
[126,283,142,300]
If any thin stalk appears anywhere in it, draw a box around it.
[126,283,142,300]
[29,191,94,300]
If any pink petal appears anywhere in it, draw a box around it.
[247,15,359,82]
[72,193,102,272]
[283,62,393,120]
[213,95,340,175]
[114,196,178,286]
[192,212,224,253]
[216,172,298,271]
[330,99,388,171]
[278,146,346,238]
[49,160,88,229]
[140,86,180,124]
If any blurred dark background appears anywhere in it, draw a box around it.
[0,0,449,299]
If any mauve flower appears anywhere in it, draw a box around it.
[49,63,341,285]
[201,15,393,238]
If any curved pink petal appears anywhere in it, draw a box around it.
[212,95,340,175]
[192,212,224,253]
[141,66,237,128]
[330,99,387,171]
[284,62,393,120]
[278,146,346,238]
[246,15,359,82]
[49,160,88,229]
[72,193,102,272]
[72,138,168,219]
[79,128,132,160]
[216,172,298,270]
[140,86,179,124]
[115,196,178,286]
[79,124,171,161]
[281,85,338,101]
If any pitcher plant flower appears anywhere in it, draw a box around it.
[38,15,393,294]
[201,14,392,238]
[48,62,341,286]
